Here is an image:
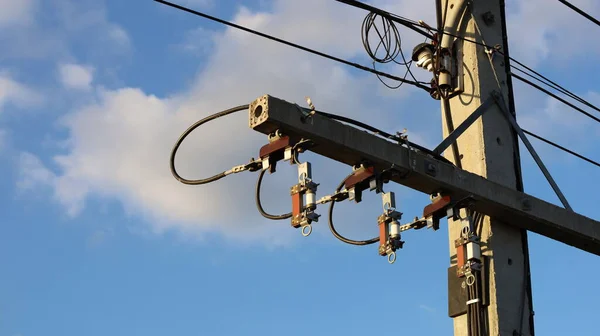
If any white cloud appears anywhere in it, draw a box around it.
[20,0,424,242]
[0,0,130,61]
[108,25,130,47]
[59,63,95,91]
[0,0,36,27]
[506,0,600,65]
[176,27,215,56]
[0,74,42,111]
[16,0,600,243]
[17,152,55,191]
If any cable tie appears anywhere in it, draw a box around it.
[466,298,480,305]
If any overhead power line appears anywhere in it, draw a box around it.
[333,0,600,118]
[511,66,600,116]
[512,73,600,124]
[333,0,434,39]
[160,0,600,170]
[523,129,600,168]
[154,0,430,91]
[558,0,600,28]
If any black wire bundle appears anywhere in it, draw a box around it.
[360,11,422,89]
[255,169,292,220]
[328,173,379,246]
[466,272,486,336]
[170,105,249,185]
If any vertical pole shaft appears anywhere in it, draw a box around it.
[438,1,534,335]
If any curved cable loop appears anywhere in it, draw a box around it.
[328,173,379,246]
[255,169,293,220]
[255,138,315,220]
[170,105,249,185]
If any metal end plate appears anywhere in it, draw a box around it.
[249,95,270,129]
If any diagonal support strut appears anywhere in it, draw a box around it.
[433,96,496,156]
[492,91,573,211]
[433,91,572,212]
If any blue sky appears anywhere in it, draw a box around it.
[1,0,599,335]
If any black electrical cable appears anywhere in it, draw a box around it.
[328,173,379,246]
[522,129,600,168]
[170,104,249,185]
[362,12,402,64]
[334,0,434,39]
[473,275,484,335]
[313,109,454,165]
[512,73,600,124]
[255,169,293,220]
[558,0,600,28]
[338,0,600,116]
[339,0,599,171]
[432,0,451,101]
[154,0,430,92]
[361,11,423,89]
[511,65,600,115]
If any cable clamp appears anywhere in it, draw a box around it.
[316,190,349,205]
[224,158,262,176]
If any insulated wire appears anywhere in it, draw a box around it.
[335,0,600,171]
[558,0,600,28]
[438,0,461,168]
[361,11,425,89]
[512,73,600,124]
[337,0,600,117]
[255,169,293,220]
[313,109,454,165]
[160,0,600,133]
[333,0,433,39]
[166,1,599,183]
[170,105,249,185]
[511,65,600,115]
[154,0,430,92]
[522,129,600,168]
[328,173,379,246]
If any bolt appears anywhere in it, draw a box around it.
[521,199,532,211]
[482,11,495,25]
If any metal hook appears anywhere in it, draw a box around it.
[301,224,312,237]
[387,252,397,264]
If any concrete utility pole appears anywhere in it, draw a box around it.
[439,0,534,335]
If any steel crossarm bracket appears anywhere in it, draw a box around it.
[248,94,599,255]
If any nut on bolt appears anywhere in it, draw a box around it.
[481,11,495,26]
[426,162,437,175]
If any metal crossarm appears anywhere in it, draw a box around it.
[248,94,600,255]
